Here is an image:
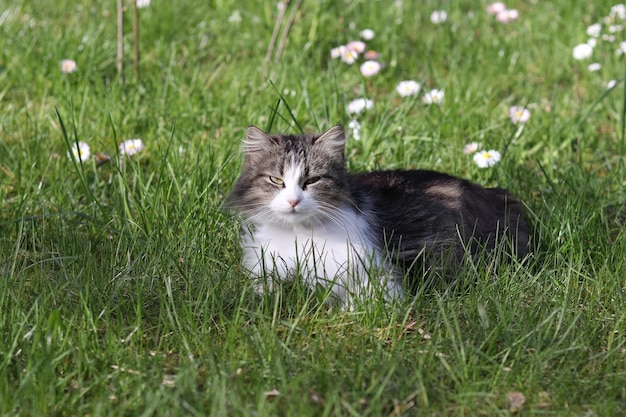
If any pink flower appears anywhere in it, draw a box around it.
[346,40,366,53]
[60,59,78,73]
[430,10,448,24]
[363,50,380,60]
[487,2,507,15]
[463,142,481,155]
[360,60,381,77]
[331,45,360,64]
[509,106,531,124]
[496,9,519,24]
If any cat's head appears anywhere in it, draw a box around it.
[225,125,350,226]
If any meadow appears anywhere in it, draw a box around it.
[1,0,625,415]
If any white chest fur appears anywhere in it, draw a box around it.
[240,206,403,305]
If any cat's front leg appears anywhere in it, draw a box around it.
[242,245,293,295]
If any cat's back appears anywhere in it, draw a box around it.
[348,169,529,260]
[349,169,472,211]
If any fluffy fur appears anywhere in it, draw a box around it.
[225,125,529,306]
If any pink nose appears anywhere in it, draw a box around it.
[287,199,300,208]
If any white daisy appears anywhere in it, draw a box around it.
[586,23,602,37]
[359,29,375,40]
[346,98,373,115]
[396,80,421,97]
[430,10,447,24]
[473,150,501,168]
[60,59,78,74]
[588,62,601,72]
[572,43,593,60]
[67,141,91,162]
[348,119,362,141]
[422,89,444,105]
[119,139,145,156]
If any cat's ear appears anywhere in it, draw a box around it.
[243,125,273,155]
[315,125,346,154]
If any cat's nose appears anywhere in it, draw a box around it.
[287,199,300,208]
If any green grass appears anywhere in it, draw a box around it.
[1,0,626,415]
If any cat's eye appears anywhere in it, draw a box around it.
[268,176,284,186]
[303,176,322,187]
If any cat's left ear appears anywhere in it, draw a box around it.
[243,125,273,155]
[315,126,346,154]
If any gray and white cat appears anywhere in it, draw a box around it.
[225,125,530,307]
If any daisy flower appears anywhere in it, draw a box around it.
[586,23,602,38]
[473,150,501,168]
[572,43,593,60]
[360,60,381,77]
[602,33,616,42]
[339,46,359,64]
[359,29,375,40]
[608,79,618,89]
[422,89,444,105]
[463,142,481,155]
[67,141,91,162]
[430,10,448,24]
[364,50,380,60]
[348,119,362,141]
[588,62,601,72]
[346,98,373,115]
[486,2,506,15]
[136,0,151,7]
[119,139,145,156]
[611,4,626,20]
[617,41,626,54]
[496,9,519,24]
[396,80,421,97]
[61,59,78,73]
[346,40,366,53]
[509,106,531,124]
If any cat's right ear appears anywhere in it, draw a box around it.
[243,126,273,155]
[315,125,346,154]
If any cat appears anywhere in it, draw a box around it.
[225,125,530,307]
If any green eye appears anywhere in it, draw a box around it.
[303,176,322,187]
[269,176,284,186]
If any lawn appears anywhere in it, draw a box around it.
[1,0,625,415]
